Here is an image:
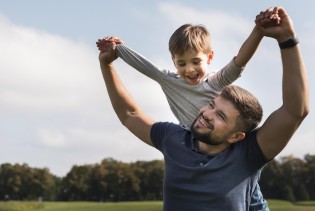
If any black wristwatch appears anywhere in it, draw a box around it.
[279,38,299,49]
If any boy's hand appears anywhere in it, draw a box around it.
[105,36,125,45]
[96,36,125,65]
[96,36,125,52]
[256,8,281,28]
[97,37,119,66]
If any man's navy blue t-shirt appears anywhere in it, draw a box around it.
[150,122,268,211]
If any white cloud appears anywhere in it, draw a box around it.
[159,2,251,35]
[0,15,100,112]
[0,14,167,176]
[37,128,67,147]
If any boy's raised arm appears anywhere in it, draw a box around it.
[234,12,280,68]
[234,25,264,68]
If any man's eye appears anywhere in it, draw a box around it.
[219,114,225,120]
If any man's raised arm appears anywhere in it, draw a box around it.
[256,7,309,160]
[97,38,154,146]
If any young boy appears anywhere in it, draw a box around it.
[97,21,277,130]
[97,15,280,210]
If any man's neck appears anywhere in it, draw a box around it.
[197,141,231,155]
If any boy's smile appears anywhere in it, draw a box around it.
[173,50,213,85]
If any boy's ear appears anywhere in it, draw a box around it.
[207,50,214,64]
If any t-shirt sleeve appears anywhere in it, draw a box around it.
[150,122,181,151]
[150,122,168,151]
[116,44,167,82]
[207,57,244,91]
[245,129,271,168]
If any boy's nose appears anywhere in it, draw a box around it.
[186,64,195,73]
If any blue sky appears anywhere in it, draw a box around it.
[1,1,314,176]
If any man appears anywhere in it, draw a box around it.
[97,6,309,211]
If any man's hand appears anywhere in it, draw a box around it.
[255,6,296,42]
[96,36,125,66]
[96,40,115,66]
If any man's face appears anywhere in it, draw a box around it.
[191,96,240,145]
[173,50,213,85]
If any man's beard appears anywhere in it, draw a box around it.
[190,118,223,146]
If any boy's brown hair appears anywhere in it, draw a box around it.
[168,24,211,58]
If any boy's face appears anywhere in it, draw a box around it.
[173,50,213,85]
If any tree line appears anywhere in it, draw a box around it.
[0,155,314,202]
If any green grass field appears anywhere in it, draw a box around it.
[0,200,315,211]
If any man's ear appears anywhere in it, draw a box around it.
[207,50,214,64]
[228,132,246,144]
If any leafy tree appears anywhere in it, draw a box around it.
[283,185,295,202]
[63,164,94,200]
[0,163,22,200]
[260,155,314,201]
[89,162,109,201]
[260,159,285,199]
[295,184,310,201]
[0,163,56,200]
[304,154,315,199]
[98,158,140,201]
[133,160,164,200]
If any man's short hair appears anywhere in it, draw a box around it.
[220,85,263,133]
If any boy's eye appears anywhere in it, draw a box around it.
[193,60,201,65]
[178,63,186,67]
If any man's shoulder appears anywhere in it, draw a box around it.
[151,122,190,150]
[152,122,186,132]
[151,122,190,140]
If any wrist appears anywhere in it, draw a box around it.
[278,38,299,49]
[276,29,297,43]
[100,62,114,70]
[253,25,264,37]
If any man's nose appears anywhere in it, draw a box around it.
[203,109,214,121]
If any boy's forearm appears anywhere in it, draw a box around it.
[234,26,263,68]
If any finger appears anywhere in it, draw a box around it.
[258,11,265,20]
[264,11,271,18]
[273,7,279,15]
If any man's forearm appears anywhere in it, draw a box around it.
[100,62,140,125]
[281,44,309,118]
